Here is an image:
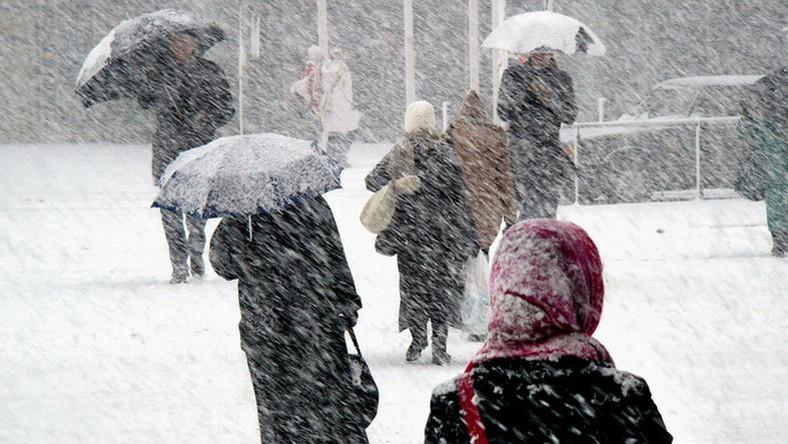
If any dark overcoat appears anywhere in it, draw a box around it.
[140,56,235,183]
[425,357,673,444]
[498,60,577,217]
[366,133,479,331]
[210,196,368,443]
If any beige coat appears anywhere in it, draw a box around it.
[447,90,517,250]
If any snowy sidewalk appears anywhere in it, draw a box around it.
[1,143,786,443]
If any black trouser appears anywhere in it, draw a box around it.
[160,208,205,273]
[509,136,569,220]
[410,320,448,353]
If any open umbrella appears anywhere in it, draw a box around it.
[482,11,606,56]
[76,9,226,108]
[153,133,341,219]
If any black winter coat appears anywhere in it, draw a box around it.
[498,61,577,210]
[140,56,234,183]
[425,357,673,444]
[366,134,479,330]
[209,196,367,443]
[498,60,576,143]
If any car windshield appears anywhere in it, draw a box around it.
[644,88,697,117]
[689,86,748,117]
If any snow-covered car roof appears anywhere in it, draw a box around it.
[654,75,764,90]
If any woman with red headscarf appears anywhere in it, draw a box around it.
[424,219,672,443]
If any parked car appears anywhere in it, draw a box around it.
[563,75,763,203]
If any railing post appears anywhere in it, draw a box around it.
[574,125,580,205]
[695,121,702,199]
[442,101,450,132]
[404,0,416,105]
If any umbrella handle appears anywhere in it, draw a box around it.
[248,215,253,241]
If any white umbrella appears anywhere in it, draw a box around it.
[154,133,341,218]
[482,11,606,56]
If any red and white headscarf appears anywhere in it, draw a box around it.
[473,219,612,364]
[459,219,612,444]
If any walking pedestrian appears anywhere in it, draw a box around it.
[139,31,235,283]
[320,48,362,165]
[366,100,479,365]
[498,49,577,219]
[209,196,369,443]
[738,66,788,256]
[425,219,673,443]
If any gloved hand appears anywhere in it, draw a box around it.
[339,310,358,329]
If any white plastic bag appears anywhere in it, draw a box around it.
[461,251,490,336]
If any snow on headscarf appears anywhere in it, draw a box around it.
[474,219,612,364]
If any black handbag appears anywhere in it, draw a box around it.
[346,327,379,429]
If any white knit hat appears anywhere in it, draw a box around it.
[404,100,437,135]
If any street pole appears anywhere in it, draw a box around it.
[468,0,480,92]
[404,0,416,105]
[491,0,506,122]
[318,0,329,53]
[237,1,244,135]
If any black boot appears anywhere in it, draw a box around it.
[407,324,428,362]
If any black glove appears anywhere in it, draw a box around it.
[339,310,358,329]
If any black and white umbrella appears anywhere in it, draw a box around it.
[76,9,225,108]
[153,133,342,219]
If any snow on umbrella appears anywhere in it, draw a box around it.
[482,11,606,56]
[153,133,342,219]
[76,9,226,108]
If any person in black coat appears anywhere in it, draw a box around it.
[498,50,577,219]
[425,219,672,443]
[366,101,479,365]
[140,32,235,283]
[209,196,368,443]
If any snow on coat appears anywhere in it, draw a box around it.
[498,59,577,218]
[209,196,367,443]
[366,103,479,330]
[139,56,234,184]
[425,220,673,443]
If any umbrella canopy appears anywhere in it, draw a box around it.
[482,11,606,56]
[76,9,226,108]
[153,133,342,218]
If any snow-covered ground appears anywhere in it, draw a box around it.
[1,143,786,443]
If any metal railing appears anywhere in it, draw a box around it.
[565,116,742,204]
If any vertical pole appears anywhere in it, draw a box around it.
[491,0,506,122]
[442,101,450,132]
[237,2,244,135]
[597,97,607,122]
[695,121,702,199]
[468,0,480,92]
[404,0,416,105]
[545,0,555,11]
[574,126,580,204]
[318,0,329,53]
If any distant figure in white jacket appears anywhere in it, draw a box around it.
[291,47,361,165]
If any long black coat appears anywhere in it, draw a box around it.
[498,60,577,216]
[425,357,673,444]
[140,56,235,183]
[366,134,479,331]
[209,196,367,443]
